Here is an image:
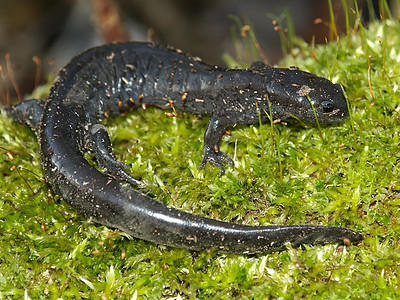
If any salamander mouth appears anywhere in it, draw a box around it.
[321,108,349,122]
[325,108,341,116]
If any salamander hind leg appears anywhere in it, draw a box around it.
[87,123,141,186]
[199,115,234,176]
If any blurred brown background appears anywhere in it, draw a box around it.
[0,0,396,101]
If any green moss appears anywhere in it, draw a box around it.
[1,17,400,300]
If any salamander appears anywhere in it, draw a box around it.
[7,42,363,254]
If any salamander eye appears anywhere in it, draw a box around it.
[321,100,334,112]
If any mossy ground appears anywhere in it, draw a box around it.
[1,17,400,299]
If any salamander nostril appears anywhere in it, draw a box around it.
[321,100,334,112]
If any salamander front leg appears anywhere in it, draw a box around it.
[199,115,234,175]
[87,124,141,186]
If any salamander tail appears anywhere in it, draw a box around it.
[5,99,45,133]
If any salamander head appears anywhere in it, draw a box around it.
[239,63,349,124]
[264,68,349,124]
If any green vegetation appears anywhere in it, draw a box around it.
[1,5,400,300]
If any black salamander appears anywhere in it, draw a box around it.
[7,42,363,254]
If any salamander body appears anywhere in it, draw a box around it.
[8,42,362,254]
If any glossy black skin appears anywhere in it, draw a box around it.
[8,42,363,254]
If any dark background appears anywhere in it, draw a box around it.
[0,0,395,100]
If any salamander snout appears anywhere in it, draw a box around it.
[313,83,349,123]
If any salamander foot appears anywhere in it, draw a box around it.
[88,124,141,186]
[199,146,234,176]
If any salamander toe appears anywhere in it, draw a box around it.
[199,147,234,176]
